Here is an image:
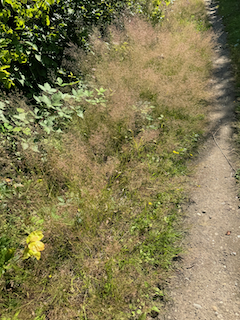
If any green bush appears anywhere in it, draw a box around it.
[0,0,171,91]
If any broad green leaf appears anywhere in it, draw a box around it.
[40,94,52,106]
[38,83,57,94]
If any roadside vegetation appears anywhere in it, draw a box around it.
[217,0,240,182]
[0,0,212,319]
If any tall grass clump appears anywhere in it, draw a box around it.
[0,0,212,319]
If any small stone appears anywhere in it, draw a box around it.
[231,252,236,255]
[202,210,206,213]
[212,306,218,311]
[193,303,202,309]
[209,216,212,219]
[197,212,201,216]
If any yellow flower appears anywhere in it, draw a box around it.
[173,150,179,154]
[148,202,152,205]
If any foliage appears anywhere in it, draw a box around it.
[0,80,106,153]
[0,0,212,319]
[22,231,45,260]
[0,236,15,276]
[0,0,62,89]
[0,0,172,90]
[129,0,173,24]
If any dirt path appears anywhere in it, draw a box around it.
[161,1,240,319]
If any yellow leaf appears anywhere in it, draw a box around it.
[46,15,50,26]
[29,250,41,260]
[29,240,45,252]
[26,231,44,244]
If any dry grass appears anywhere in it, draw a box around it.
[0,1,213,319]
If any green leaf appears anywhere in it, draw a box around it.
[17,108,25,113]
[76,109,84,118]
[56,77,63,86]
[25,41,38,51]
[38,83,57,94]
[13,127,22,132]
[0,102,5,109]
[51,92,63,106]
[30,145,39,152]
[33,95,42,104]
[40,94,52,106]
[21,142,29,150]
[138,313,146,320]
[151,306,160,313]
[35,54,42,62]
[13,113,27,122]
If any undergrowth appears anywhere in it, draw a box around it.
[217,0,240,183]
[0,0,212,319]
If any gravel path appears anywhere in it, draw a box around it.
[162,1,240,319]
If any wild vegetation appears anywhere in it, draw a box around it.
[218,0,240,181]
[0,0,213,319]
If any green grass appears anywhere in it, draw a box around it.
[0,1,213,319]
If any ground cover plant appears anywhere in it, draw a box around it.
[0,0,213,319]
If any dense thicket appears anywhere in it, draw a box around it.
[0,0,171,91]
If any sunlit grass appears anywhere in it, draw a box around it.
[0,1,213,319]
